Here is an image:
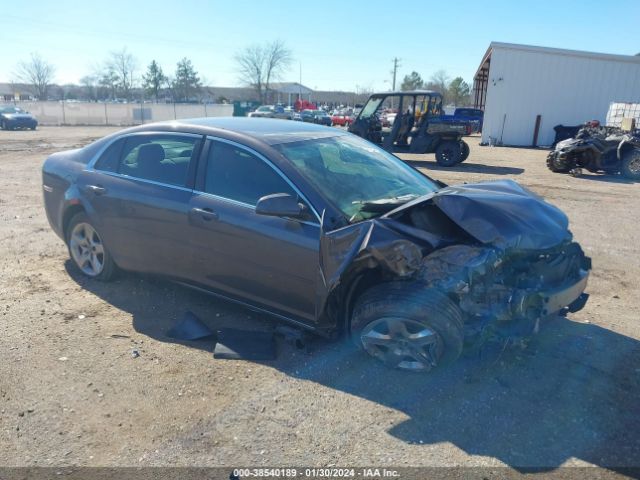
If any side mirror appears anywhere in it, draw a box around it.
[255,193,305,219]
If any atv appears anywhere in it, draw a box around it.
[348,90,472,167]
[546,123,640,180]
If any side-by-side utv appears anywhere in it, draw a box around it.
[348,90,471,166]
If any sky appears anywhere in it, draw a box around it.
[3,0,640,92]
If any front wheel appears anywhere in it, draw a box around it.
[351,283,464,372]
[435,141,462,167]
[66,212,116,281]
[546,153,572,173]
[621,149,640,180]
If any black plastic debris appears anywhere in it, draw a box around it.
[166,311,216,341]
[213,328,276,360]
[275,324,310,351]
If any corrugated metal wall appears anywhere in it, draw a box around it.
[481,46,640,146]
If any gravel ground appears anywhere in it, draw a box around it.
[0,126,639,472]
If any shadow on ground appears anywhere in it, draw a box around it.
[571,173,639,185]
[403,160,525,176]
[66,262,640,471]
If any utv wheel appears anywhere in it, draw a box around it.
[459,141,470,162]
[546,153,572,173]
[66,212,116,281]
[621,149,640,180]
[435,141,462,167]
[351,283,464,372]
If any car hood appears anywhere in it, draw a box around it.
[388,179,570,251]
[2,113,35,120]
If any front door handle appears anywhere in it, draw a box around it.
[86,184,107,195]
[190,207,219,221]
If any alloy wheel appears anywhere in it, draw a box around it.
[69,222,105,276]
[360,317,443,371]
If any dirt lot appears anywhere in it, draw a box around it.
[1,126,639,472]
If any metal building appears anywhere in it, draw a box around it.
[474,42,640,146]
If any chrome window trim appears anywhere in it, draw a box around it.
[85,131,204,171]
[199,135,322,225]
[94,170,194,192]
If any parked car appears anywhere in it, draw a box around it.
[248,106,275,118]
[313,110,332,126]
[300,109,317,123]
[331,112,354,127]
[273,105,294,120]
[0,105,38,130]
[42,118,591,372]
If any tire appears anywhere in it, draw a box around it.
[435,141,462,167]
[546,153,572,173]
[621,149,640,180]
[459,141,470,162]
[1,120,8,130]
[65,212,116,281]
[350,283,464,372]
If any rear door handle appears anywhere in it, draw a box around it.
[190,207,219,221]
[86,185,107,195]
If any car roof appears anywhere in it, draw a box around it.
[369,90,441,98]
[127,117,346,146]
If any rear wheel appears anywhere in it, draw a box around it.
[621,149,640,180]
[350,283,464,372]
[459,141,470,162]
[66,212,116,281]
[435,141,462,167]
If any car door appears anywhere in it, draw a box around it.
[187,138,320,323]
[78,132,202,276]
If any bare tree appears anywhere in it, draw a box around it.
[425,69,450,101]
[235,40,293,103]
[15,53,55,100]
[106,48,137,100]
[80,75,98,101]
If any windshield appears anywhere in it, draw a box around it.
[274,134,439,222]
[358,98,383,120]
[0,106,24,114]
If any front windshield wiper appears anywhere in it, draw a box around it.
[353,194,419,213]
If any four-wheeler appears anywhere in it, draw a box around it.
[348,91,471,166]
[547,124,640,180]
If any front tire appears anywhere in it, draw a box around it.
[435,141,462,167]
[351,283,464,372]
[546,152,572,173]
[621,149,640,180]
[66,212,116,281]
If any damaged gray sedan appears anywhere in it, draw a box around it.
[42,118,591,372]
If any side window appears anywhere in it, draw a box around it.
[204,141,296,206]
[117,135,200,187]
[94,139,123,173]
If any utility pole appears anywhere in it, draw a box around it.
[391,57,401,91]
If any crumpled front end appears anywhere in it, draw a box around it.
[317,179,591,340]
[418,242,591,340]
